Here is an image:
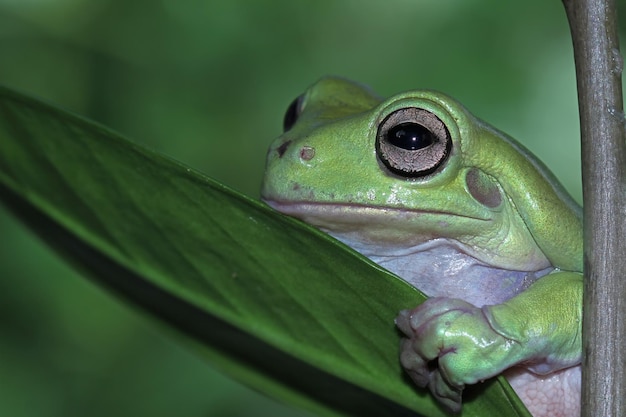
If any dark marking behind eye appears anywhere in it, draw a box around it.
[465,168,502,208]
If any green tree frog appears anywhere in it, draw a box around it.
[261,77,582,417]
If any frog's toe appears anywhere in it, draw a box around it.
[431,371,463,414]
[399,337,430,387]
[399,333,464,413]
[395,309,413,335]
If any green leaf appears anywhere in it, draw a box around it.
[0,86,531,417]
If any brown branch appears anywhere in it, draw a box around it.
[562,0,626,416]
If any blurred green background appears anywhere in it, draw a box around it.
[1,1,623,416]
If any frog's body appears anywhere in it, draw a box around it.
[262,77,582,417]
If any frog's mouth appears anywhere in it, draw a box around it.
[264,199,493,247]
[265,200,492,223]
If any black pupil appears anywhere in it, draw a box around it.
[283,96,302,132]
[388,123,435,150]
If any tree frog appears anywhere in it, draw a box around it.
[261,77,582,417]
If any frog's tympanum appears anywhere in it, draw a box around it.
[261,77,582,417]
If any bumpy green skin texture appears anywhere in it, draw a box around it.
[262,77,583,411]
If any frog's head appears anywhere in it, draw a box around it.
[261,77,581,272]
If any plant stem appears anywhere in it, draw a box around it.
[562,0,626,415]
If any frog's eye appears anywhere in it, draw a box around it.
[376,107,451,177]
[283,94,304,132]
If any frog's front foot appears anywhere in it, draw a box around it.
[396,297,518,413]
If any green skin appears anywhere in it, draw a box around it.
[261,77,582,414]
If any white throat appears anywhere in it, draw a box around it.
[328,234,553,307]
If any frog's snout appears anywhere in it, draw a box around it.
[275,139,315,162]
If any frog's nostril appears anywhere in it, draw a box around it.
[300,146,315,161]
[277,140,292,158]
